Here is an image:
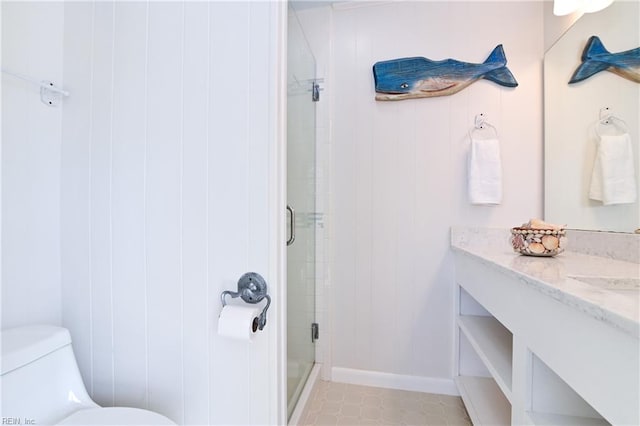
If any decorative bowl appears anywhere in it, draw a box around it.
[510,227,566,257]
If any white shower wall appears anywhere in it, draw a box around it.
[60,2,283,424]
[309,1,545,392]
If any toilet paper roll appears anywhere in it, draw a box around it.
[218,305,260,341]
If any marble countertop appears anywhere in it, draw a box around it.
[451,227,640,338]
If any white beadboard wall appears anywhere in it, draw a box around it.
[61,2,283,424]
[327,2,544,391]
[1,2,64,328]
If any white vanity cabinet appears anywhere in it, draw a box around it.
[452,232,639,426]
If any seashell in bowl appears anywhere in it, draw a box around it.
[510,227,566,257]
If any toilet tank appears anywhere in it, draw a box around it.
[1,325,98,425]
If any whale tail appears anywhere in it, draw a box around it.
[482,45,519,87]
[569,36,611,84]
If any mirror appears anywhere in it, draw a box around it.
[544,1,639,233]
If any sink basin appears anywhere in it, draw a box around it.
[569,276,640,296]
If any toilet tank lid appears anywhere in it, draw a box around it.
[1,325,72,375]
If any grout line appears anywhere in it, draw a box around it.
[245,3,252,273]
[88,0,96,397]
[142,0,151,409]
[179,2,186,424]
[245,4,252,422]
[108,2,116,405]
[205,3,212,424]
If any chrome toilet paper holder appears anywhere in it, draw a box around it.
[221,272,271,331]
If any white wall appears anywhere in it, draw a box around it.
[326,1,544,392]
[1,1,64,328]
[61,2,285,424]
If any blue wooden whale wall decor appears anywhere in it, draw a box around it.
[372,44,518,101]
[569,36,640,84]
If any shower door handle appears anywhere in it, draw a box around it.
[286,205,296,246]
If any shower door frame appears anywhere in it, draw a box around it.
[257,2,320,423]
[285,3,318,419]
[268,1,290,424]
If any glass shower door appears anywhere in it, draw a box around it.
[287,3,316,419]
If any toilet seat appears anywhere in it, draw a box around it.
[56,407,176,425]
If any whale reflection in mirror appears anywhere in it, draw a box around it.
[569,35,640,84]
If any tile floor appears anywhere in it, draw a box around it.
[301,381,472,426]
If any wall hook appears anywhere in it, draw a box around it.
[599,107,612,123]
[2,68,69,107]
[221,272,271,331]
[470,113,499,139]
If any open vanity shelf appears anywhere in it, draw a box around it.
[456,313,512,425]
[457,315,512,399]
[455,376,510,425]
[450,240,640,426]
[455,288,611,426]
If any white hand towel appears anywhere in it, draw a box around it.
[468,138,502,205]
[589,133,637,205]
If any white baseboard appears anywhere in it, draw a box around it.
[331,367,459,396]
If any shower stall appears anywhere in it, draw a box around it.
[286,3,317,419]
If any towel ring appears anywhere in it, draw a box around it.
[596,108,628,137]
[471,113,498,139]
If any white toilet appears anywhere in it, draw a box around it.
[1,325,176,425]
